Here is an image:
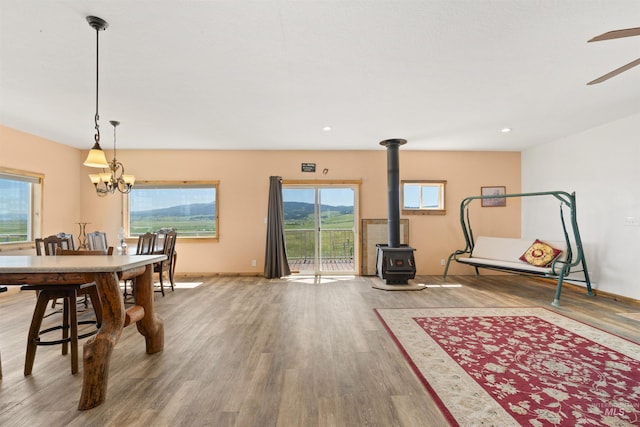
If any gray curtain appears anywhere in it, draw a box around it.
[264,176,291,278]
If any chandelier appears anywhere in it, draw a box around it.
[88,120,135,196]
[83,16,135,196]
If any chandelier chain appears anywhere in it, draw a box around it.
[84,16,135,197]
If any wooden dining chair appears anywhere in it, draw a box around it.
[35,234,74,256]
[123,233,157,298]
[153,227,175,252]
[56,232,76,250]
[21,247,113,375]
[86,231,108,251]
[154,230,177,296]
[34,235,77,309]
[136,232,157,255]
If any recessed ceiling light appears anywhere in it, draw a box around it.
[501,127,512,133]
[323,126,332,132]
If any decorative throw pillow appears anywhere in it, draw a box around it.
[519,239,562,267]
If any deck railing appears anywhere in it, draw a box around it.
[284,229,354,262]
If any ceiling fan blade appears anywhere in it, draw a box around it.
[588,27,640,42]
[587,57,640,85]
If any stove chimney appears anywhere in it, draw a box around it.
[380,138,405,248]
[376,138,416,284]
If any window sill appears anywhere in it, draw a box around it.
[401,209,446,216]
[0,242,36,252]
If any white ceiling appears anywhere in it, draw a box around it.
[1,1,639,152]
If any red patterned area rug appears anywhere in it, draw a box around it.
[375,307,640,426]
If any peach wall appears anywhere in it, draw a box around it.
[0,125,82,251]
[79,149,520,275]
[2,125,521,275]
[401,151,521,274]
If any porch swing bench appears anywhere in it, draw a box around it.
[443,190,594,306]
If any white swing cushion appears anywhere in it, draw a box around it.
[459,236,569,274]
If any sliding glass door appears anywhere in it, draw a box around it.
[282,184,357,275]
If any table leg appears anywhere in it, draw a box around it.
[78,271,125,410]
[134,264,164,354]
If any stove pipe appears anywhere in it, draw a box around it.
[376,138,415,284]
[379,138,406,248]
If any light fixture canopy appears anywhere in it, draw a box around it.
[82,16,135,196]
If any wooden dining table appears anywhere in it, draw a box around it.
[0,254,166,410]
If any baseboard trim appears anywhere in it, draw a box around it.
[535,277,639,305]
[176,272,263,278]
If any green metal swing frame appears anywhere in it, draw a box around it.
[443,190,595,306]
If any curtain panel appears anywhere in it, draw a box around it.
[264,176,291,278]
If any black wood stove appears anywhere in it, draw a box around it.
[376,138,416,284]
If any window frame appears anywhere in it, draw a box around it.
[401,179,446,215]
[124,180,219,241]
[0,166,43,249]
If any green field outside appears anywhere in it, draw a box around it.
[130,217,215,237]
[285,213,353,230]
[0,219,28,242]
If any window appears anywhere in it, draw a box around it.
[0,167,43,245]
[401,180,446,215]
[126,181,218,239]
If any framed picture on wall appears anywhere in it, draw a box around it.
[481,186,506,207]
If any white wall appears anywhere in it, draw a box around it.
[522,113,640,300]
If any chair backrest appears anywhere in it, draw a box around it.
[161,230,177,258]
[35,235,74,256]
[154,227,177,252]
[136,232,157,255]
[157,230,177,273]
[56,247,114,256]
[87,231,109,251]
[56,232,76,250]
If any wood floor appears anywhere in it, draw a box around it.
[0,274,638,426]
